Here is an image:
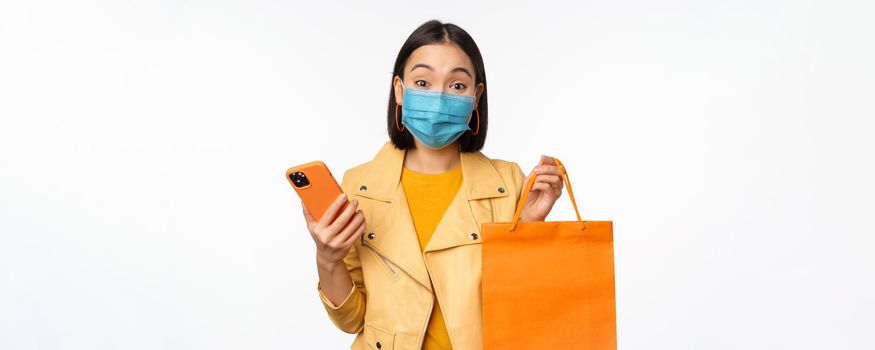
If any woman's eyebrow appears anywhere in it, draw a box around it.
[410,63,434,72]
[410,64,473,78]
[450,67,473,78]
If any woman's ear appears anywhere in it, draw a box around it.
[474,82,485,108]
[393,76,404,105]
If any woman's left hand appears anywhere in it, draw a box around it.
[519,155,564,222]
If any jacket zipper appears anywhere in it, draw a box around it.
[361,238,398,277]
[379,255,398,277]
[360,236,433,349]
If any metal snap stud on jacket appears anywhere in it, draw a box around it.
[497,187,505,193]
[367,232,376,240]
[375,341,382,349]
[470,232,478,240]
[360,185,368,192]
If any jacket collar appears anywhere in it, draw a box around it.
[356,141,509,202]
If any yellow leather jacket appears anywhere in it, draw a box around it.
[317,141,525,349]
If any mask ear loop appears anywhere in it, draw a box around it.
[395,104,405,132]
[395,79,406,132]
[470,107,480,136]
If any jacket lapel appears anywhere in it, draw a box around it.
[424,151,509,252]
[354,141,510,289]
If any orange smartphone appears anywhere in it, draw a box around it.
[285,161,348,222]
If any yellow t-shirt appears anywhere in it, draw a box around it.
[401,164,462,350]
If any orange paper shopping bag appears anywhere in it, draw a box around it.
[481,158,616,349]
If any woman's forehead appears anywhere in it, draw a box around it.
[405,43,474,75]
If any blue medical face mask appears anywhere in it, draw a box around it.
[400,81,475,149]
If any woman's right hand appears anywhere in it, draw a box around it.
[303,193,366,266]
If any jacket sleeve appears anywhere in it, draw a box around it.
[316,169,367,334]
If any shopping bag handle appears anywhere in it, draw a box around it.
[509,157,585,231]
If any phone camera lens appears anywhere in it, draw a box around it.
[290,171,310,188]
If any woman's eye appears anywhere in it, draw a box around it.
[415,80,428,87]
[451,83,466,90]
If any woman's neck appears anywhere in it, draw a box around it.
[403,141,461,174]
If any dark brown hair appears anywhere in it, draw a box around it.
[387,20,488,152]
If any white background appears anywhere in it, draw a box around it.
[2,1,873,349]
